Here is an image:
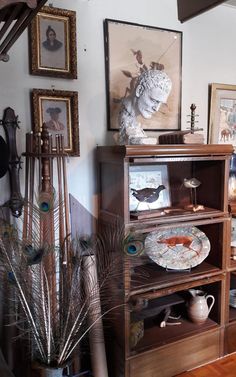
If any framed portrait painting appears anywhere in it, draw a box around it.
[104,19,182,131]
[32,89,79,156]
[208,83,236,148]
[29,6,77,79]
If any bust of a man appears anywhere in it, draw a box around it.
[118,69,172,145]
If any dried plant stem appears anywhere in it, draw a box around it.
[58,267,79,355]
[56,135,65,246]
[0,240,46,361]
[42,266,51,365]
[60,135,70,257]
[63,304,123,363]
[58,298,92,365]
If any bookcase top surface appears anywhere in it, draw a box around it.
[97,144,233,158]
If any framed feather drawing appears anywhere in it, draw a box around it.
[104,19,182,131]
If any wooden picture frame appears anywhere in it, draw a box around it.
[104,19,182,131]
[31,89,79,156]
[129,164,171,211]
[29,6,77,79]
[208,83,236,148]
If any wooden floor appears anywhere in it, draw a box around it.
[176,353,236,376]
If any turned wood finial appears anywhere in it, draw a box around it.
[41,123,51,193]
[190,103,196,133]
[187,103,202,134]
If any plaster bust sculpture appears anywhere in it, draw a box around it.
[118,69,172,145]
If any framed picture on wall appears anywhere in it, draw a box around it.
[29,6,77,79]
[31,89,79,156]
[208,83,236,148]
[104,19,182,131]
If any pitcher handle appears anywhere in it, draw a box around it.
[206,294,215,314]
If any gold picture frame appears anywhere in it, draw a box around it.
[29,6,77,79]
[32,88,79,156]
[208,83,236,148]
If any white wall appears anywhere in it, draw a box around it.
[0,0,235,217]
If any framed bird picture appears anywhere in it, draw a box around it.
[129,164,171,212]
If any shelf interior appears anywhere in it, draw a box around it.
[130,261,220,294]
[130,316,218,355]
[129,284,221,356]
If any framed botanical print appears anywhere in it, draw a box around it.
[208,83,236,148]
[104,19,182,131]
[31,89,79,156]
[29,6,77,79]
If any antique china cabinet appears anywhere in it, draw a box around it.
[97,144,234,377]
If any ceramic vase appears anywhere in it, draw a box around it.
[44,367,63,377]
[187,289,215,325]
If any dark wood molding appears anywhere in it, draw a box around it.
[0,0,37,11]
[177,0,226,22]
[0,0,47,61]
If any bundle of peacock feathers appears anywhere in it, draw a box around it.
[0,203,129,368]
[0,128,144,369]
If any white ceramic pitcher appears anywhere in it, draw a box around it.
[187,289,215,325]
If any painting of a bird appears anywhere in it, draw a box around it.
[131,185,166,211]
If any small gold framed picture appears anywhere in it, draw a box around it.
[29,6,77,79]
[32,88,79,156]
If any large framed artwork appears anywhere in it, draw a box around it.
[31,89,79,156]
[104,19,182,131]
[208,83,236,148]
[29,6,77,79]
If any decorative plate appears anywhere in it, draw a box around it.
[144,226,211,270]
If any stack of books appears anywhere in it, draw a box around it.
[159,131,204,144]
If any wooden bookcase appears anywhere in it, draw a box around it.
[97,144,233,377]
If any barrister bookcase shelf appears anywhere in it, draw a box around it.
[97,144,234,377]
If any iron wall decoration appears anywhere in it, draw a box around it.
[104,19,182,131]
[31,88,79,156]
[1,107,23,217]
[0,136,9,179]
[29,5,77,79]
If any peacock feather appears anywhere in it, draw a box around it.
[123,232,145,256]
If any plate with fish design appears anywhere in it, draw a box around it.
[144,226,210,270]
